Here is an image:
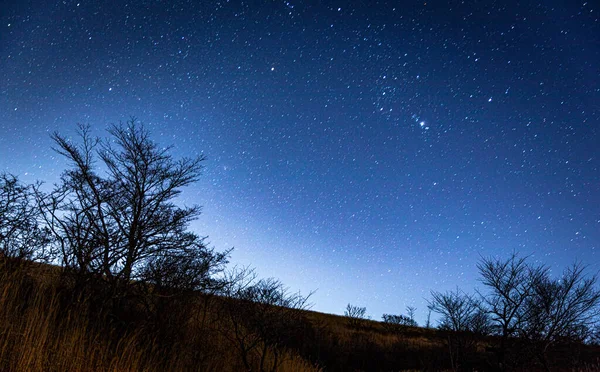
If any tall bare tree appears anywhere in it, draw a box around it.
[37,119,227,294]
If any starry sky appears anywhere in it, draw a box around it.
[1,0,599,322]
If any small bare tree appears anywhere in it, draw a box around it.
[429,288,480,332]
[429,288,491,370]
[425,303,434,328]
[406,305,417,325]
[345,303,367,328]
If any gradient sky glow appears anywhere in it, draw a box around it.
[1,0,599,322]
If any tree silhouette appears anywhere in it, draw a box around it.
[477,253,548,369]
[36,119,228,294]
[476,254,600,370]
[0,173,50,263]
[406,305,417,325]
[429,288,481,332]
[429,288,491,370]
[345,303,367,328]
[522,263,600,370]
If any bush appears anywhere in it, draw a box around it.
[382,314,417,330]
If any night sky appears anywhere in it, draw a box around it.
[1,0,599,322]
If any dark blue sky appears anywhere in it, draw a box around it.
[1,0,599,321]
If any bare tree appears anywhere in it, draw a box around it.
[345,303,367,328]
[36,119,228,295]
[0,173,50,263]
[429,288,481,332]
[429,288,491,371]
[425,303,434,329]
[477,253,548,369]
[521,263,600,371]
[406,305,417,325]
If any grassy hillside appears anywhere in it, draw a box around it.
[0,260,318,372]
[0,258,598,372]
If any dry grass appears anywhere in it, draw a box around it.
[1,260,598,371]
[0,266,151,371]
[0,262,321,372]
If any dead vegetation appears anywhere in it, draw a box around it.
[0,259,322,372]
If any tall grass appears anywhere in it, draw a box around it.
[1,261,596,371]
[0,265,149,371]
[0,261,320,372]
